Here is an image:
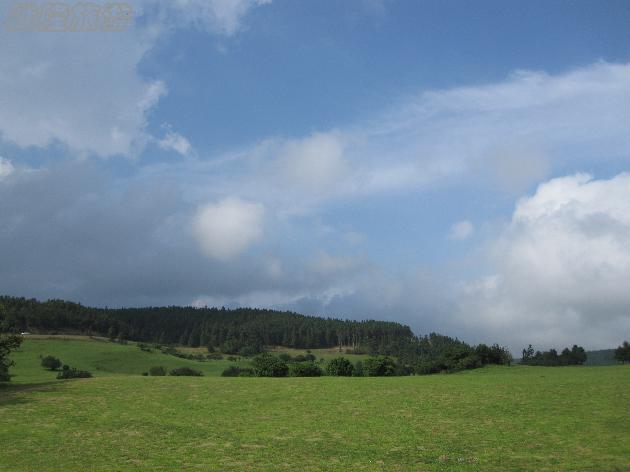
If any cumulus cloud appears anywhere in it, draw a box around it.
[460,173,630,350]
[191,198,266,260]
[0,0,269,158]
[448,220,474,241]
[0,3,168,157]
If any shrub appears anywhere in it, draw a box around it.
[414,361,442,375]
[238,345,262,357]
[206,352,223,360]
[56,366,92,379]
[221,366,255,377]
[278,353,292,362]
[363,356,396,376]
[149,366,166,376]
[252,354,289,377]
[352,360,364,377]
[289,362,323,377]
[41,355,62,371]
[169,367,203,376]
[326,357,354,376]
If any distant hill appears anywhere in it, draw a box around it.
[0,295,415,356]
[585,349,617,366]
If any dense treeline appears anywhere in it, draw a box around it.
[520,344,587,366]
[0,296,413,355]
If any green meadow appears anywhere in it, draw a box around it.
[1,337,629,471]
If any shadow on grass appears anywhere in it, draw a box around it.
[0,381,64,407]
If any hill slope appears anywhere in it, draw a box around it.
[8,336,246,383]
[1,296,413,355]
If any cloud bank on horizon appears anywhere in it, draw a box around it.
[1,0,630,352]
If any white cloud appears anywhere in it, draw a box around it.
[0,157,15,180]
[169,0,271,36]
[276,132,348,193]
[191,197,265,260]
[0,0,270,158]
[187,61,630,211]
[158,129,193,157]
[461,173,630,350]
[0,13,164,157]
[448,220,474,241]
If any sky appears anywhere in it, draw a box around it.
[1,0,630,352]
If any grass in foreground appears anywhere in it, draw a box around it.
[1,364,629,471]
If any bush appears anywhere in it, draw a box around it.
[238,345,262,357]
[221,366,255,377]
[206,352,223,360]
[169,367,203,376]
[326,357,354,376]
[352,360,364,377]
[363,356,396,376]
[41,355,62,371]
[252,354,289,377]
[149,366,166,376]
[415,361,442,375]
[289,362,323,377]
[56,366,92,379]
[278,353,292,362]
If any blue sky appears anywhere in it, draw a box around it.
[1,0,630,351]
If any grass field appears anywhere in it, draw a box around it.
[1,338,629,471]
[6,336,252,382]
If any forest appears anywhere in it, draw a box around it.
[0,295,512,373]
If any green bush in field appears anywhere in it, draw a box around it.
[326,357,354,376]
[363,356,396,376]
[252,354,289,377]
[289,362,323,377]
[56,365,92,379]
[206,352,223,360]
[41,355,62,371]
[169,366,203,376]
[149,366,166,376]
[278,353,292,362]
[353,360,364,377]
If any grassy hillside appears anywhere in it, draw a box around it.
[7,336,250,382]
[1,355,629,470]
